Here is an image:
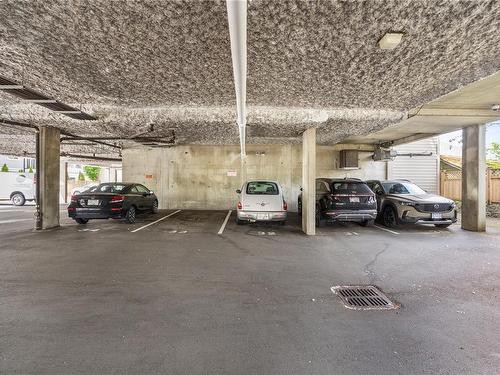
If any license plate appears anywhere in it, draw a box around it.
[349,197,360,203]
[87,199,99,206]
[432,212,442,219]
[257,213,269,220]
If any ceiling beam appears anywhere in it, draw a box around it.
[226,0,247,158]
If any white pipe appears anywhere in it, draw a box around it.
[226,0,247,158]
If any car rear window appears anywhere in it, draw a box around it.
[89,184,128,193]
[330,182,372,194]
[246,181,279,195]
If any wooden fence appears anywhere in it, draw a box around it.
[440,169,500,203]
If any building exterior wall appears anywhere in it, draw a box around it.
[389,137,439,193]
[0,154,36,172]
[123,144,387,211]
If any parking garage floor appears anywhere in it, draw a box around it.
[1,205,500,374]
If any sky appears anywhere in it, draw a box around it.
[439,120,500,158]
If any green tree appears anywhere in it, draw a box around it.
[489,142,500,160]
[83,165,101,182]
[1,164,8,172]
[28,167,34,173]
[78,172,86,181]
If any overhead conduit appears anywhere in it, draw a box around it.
[226,0,247,158]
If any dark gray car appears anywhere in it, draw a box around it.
[366,179,457,228]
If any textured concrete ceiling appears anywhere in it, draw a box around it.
[1,0,499,157]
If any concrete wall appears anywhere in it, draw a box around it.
[123,144,387,211]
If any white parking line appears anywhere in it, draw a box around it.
[0,219,32,224]
[373,224,399,235]
[218,210,232,235]
[130,210,181,233]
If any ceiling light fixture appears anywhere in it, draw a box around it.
[378,32,404,50]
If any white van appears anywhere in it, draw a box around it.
[0,172,35,206]
[236,180,287,225]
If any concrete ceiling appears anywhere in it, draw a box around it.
[0,0,499,158]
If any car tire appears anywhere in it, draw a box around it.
[434,223,451,228]
[236,218,245,225]
[152,200,159,213]
[315,205,325,227]
[11,193,26,206]
[75,218,89,224]
[382,206,398,228]
[280,220,286,226]
[360,219,375,227]
[125,206,137,224]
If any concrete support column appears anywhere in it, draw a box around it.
[461,124,486,232]
[39,126,60,229]
[302,128,316,235]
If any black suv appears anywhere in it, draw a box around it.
[298,178,378,227]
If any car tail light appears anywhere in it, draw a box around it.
[111,195,125,203]
[237,201,242,210]
[71,195,78,202]
[283,201,288,211]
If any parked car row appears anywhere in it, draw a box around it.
[67,179,457,229]
[298,178,457,228]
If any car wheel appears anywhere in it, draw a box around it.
[236,218,246,225]
[75,218,89,224]
[435,223,451,228]
[280,220,286,226]
[125,206,137,224]
[382,206,398,228]
[152,200,159,213]
[360,219,374,227]
[11,193,26,206]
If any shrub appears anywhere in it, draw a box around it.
[83,166,101,182]
[1,164,8,172]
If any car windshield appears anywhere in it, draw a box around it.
[246,181,279,195]
[330,181,372,194]
[88,184,128,193]
[382,182,426,195]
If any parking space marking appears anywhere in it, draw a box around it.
[0,218,32,224]
[373,224,399,235]
[217,210,232,235]
[131,210,181,233]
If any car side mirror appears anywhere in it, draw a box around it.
[236,189,241,194]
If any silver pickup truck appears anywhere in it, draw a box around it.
[0,172,35,206]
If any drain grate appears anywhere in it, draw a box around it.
[331,285,399,310]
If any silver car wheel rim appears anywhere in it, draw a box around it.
[13,195,21,204]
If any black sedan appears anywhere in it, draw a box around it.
[68,183,158,224]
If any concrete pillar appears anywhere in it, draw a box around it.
[302,128,316,235]
[39,126,60,229]
[461,124,486,232]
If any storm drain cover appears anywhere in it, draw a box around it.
[331,285,399,310]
